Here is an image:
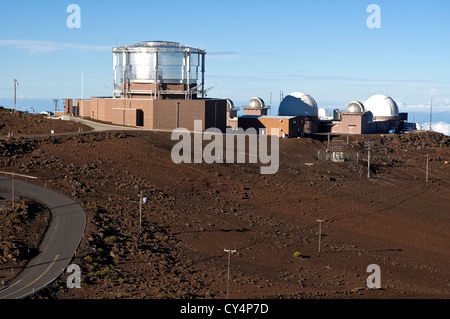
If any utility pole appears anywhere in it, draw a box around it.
[81,70,84,118]
[53,99,59,113]
[13,79,18,113]
[317,220,324,253]
[365,141,374,179]
[426,154,429,183]
[327,133,330,152]
[176,102,180,128]
[429,97,432,131]
[1,171,38,210]
[224,248,236,299]
[269,91,272,116]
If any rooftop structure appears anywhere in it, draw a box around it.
[226,98,236,111]
[247,97,265,109]
[113,41,206,100]
[243,97,268,116]
[346,101,365,113]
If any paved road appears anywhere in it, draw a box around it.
[0,177,86,299]
[71,117,176,133]
[70,117,143,132]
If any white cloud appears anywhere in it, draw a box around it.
[398,102,450,113]
[417,121,450,136]
[0,39,111,54]
[432,121,450,136]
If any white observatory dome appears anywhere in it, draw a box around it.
[363,94,399,118]
[318,107,329,119]
[247,97,265,109]
[278,92,318,117]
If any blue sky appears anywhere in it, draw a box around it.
[0,0,449,131]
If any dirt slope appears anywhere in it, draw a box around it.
[0,110,449,299]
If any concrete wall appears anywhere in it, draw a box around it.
[243,108,268,116]
[340,113,364,134]
[227,118,238,130]
[72,97,227,132]
[204,99,227,131]
[75,98,153,128]
[153,99,207,131]
[368,119,393,134]
[304,117,319,134]
[330,112,399,135]
[226,109,238,130]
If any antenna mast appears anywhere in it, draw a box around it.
[429,97,432,131]
[13,79,18,112]
[53,99,59,113]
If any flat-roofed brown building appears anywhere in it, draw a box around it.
[238,115,304,138]
[71,97,226,131]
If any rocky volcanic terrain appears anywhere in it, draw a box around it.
[0,108,449,299]
[0,199,50,285]
[0,107,92,137]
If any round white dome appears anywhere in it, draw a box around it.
[318,107,328,119]
[364,94,399,118]
[278,92,318,117]
[247,97,265,109]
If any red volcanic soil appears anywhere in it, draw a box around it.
[0,107,92,137]
[0,200,50,284]
[0,110,449,299]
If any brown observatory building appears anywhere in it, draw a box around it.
[61,41,226,131]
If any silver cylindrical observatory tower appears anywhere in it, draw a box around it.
[112,41,206,99]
